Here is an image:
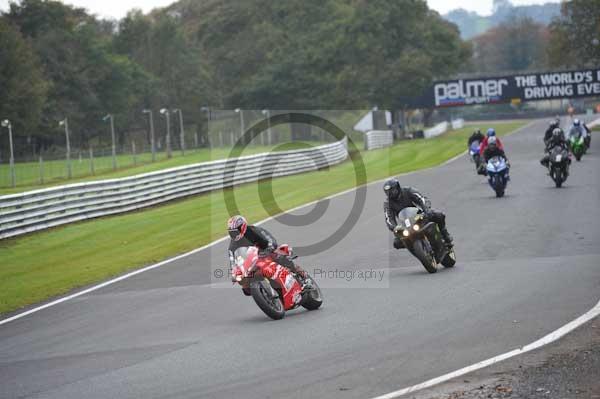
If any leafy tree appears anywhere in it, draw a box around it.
[114,11,210,139]
[445,1,560,40]
[6,0,149,148]
[470,17,549,73]
[0,17,48,149]
[547,0,600,68]
[1,0,474,152]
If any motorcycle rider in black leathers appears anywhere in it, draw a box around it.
[540,128,570,169]
[383,179,453,250]
[468,129,484,147]
[227,215,309,288]
[544,118,561,146]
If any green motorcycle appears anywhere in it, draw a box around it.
[570,133,585,162]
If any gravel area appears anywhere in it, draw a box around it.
[412,317,600,399]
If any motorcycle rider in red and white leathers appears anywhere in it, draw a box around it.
[483,136,509,164]
[383,179,453,250]
[227,215,309,287]
[479,128,504,154]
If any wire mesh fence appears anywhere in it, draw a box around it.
[0,128,211,189]
[0,110,365,191]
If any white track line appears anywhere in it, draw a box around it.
[0,121,536,326]
[370,299,600,399]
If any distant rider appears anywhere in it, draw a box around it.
[227,215,309,285]
[544,118,561,146]
[582,121,592,150]
[479,128,504,154]
[468,129,484,147]
[383,179,453,250]
[540,128,569,168]
[567,119,589,146]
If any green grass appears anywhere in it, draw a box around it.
[0,142,324,196]
[0,122,525,315]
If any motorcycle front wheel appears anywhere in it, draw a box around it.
[492,176,505,197]
[551,165,563,188]
[250,279,285,320]
[411,238,438,274]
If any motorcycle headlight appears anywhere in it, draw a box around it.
[413,224,420,231]
[402,230,410,237]
[235,275,243,282]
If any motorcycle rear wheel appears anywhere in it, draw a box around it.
[412,238,438,274]
[250,280,285,320]
[441,248,456,268]
[301,276,323,311]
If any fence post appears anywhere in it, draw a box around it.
[39,156,44,185]
[132,141,137,166]
[9,158,15,188]
[89,147,95,175]
[219,131,224,147]
[194,132,199,148]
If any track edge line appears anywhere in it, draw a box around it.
[369,299,600,399]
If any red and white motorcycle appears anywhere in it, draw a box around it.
[231,245,323,320]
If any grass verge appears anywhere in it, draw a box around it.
[0,122,525,315]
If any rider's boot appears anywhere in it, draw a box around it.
[291,263,312,289]
[440,227,454,247]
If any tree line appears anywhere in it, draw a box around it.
[0,0,597,155]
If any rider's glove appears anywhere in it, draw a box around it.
[423,209,433,220]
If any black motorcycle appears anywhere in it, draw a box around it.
[394,207,456,273]
[548,146,570,188]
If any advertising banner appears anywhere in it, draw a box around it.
[412,68,600,108]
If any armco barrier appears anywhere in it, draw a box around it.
[424,122,449,139]
[0,140,348,239]
[424,119,464,139]
[451,119,465,130]
[365,130,393,150]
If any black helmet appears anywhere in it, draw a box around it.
[383,178,401,199]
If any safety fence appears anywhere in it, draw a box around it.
[364,130,394,150]
[0,140,348,239]
[424,119,465,139]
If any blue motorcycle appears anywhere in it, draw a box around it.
[486,156,509,197]
[469,141,483,174]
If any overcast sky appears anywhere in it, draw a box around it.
[0,0,560,20]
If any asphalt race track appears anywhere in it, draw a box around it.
[1,119,599,399]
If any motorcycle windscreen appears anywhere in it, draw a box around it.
[487,156,506,173]
[397,207,420,228]
[233,246,251,266]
